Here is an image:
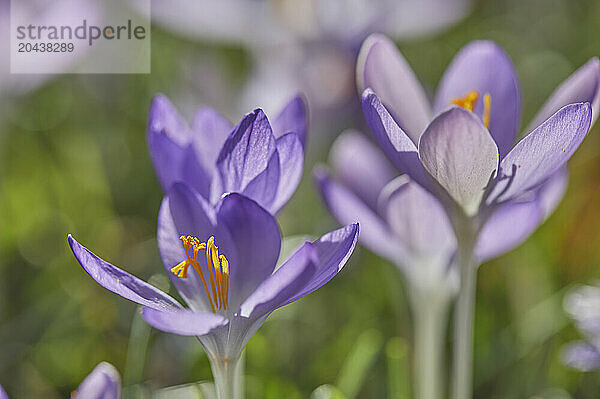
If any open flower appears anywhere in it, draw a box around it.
[358,34,598,250]
[0,362,120,399]
[68,186,358,396]
[147,94,307,215]
[563,284,600,371]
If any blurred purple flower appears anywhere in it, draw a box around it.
[147,95,307,215]
[68,187,358,370]
[0,362,120,399]
[563,284,600,371]
[357,35,599,251]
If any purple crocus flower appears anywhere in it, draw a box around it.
[0,362,120,399]
[147,94,307,215]
[68,186,358,397]
[356,34,599,399]
[563,284,600,371]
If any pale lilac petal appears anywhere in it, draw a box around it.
[418,107,499,215]
[330,130,396,210]
[240,242,317,318]
[528,58,600,131]
[271,95,308,146]
[490,103,591,203]
[314,168,401,262]
[476,168,568,262]
[434,41,521,158]
[285,224,359,305]
[147,94,191,146]
[141,307,228,336]
[216,193,281,311]
[215,109,280,210]
[75,362,121,399]
[68,235,181,311]
[361,90,431,189]
[379,176,455,258]
[0,384,6,399]
[357,34,432,143]
[475,200,542,262]
[563,342,600,371]
[271,132,304,214]
[191,106,233,171]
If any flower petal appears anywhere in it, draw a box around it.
[142,307,228,336]
[379,176,455,259]
[0,385,6,399]
[314,168,401,263]
[75,362,121,399]
[216,193,282,311]
[418,107,499,215]
[490,103,591,203]
[271,132,304,214]
[330,130,396,210]
[361,90,431,189]
[357,34,432,143]
[191,106,233,171]
[68,235,181,311]
[240,242,317,319]
[563,342,600,371]
[284,224,359,305]
[528,58,600,131]
[147,94,191,146]
[271,95,308,146]
[215,109,280,210]
[434,41,521,158]
[476,168,567,262]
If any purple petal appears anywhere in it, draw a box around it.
[380,176,455,258]
[563,342,600,371]
[240,242,317,319]
[271,95,308,146]
[216,193,281,311]
[528,58,600,131]
[476,168,568,262]
[75,362,121,399]
[434,41,521,158]
[68,235,181,311]
[361,90,431,190]
[314,168,400,262]
[0,384,6,399]
[271,132,304,214]
[142,307,228,336]
[191,106,233,171]
[284,224,359,305]
[330,130,397,210]
[215,109,280,210]
[490,103,591,203]
[418,107,499,215]
[357,34,432,143]
[147,94,191,146]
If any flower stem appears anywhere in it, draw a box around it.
[209,354,244,399]
[451,236,477,399]
[412,291,449,399]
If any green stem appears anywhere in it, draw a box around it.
[451,236,477,399]
[411,289,450,399]
[209,354,244,399]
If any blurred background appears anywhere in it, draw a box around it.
[0,0,599,397]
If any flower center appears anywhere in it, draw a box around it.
[171,235,230,312]
[451,90,492,129]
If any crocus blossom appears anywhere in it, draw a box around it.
[147,94,307,215]
[563,284,600,371]
[68,186,358,392]
[0,362,120,399]
[358,34,599,254]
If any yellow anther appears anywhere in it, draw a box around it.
[451,90,479,112]
[482,93,491,129]
[220,255,229,309]
[171,260,189,278]
[450,90,492,129]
